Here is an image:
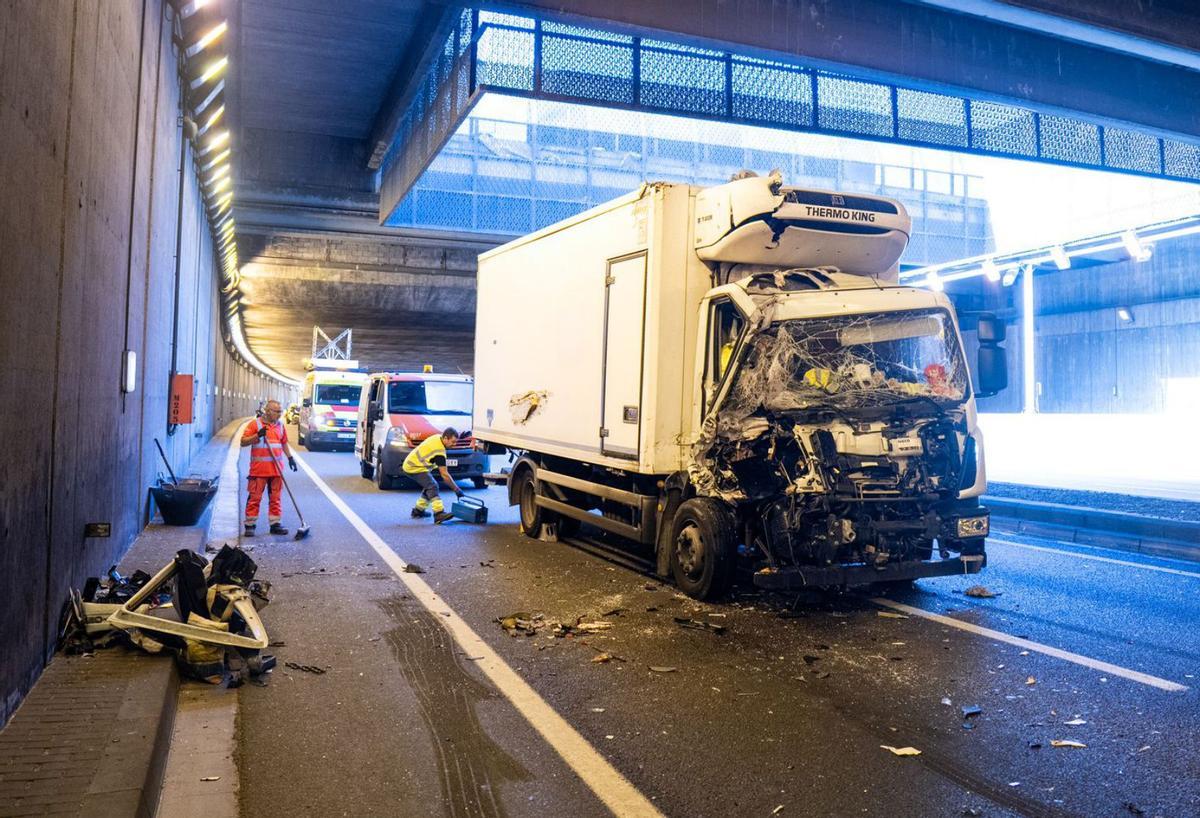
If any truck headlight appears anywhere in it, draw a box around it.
[956,516,989,538]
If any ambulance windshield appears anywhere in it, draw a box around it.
[388,380,473,415]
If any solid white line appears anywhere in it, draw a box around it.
[989,537,1200,580]
[291,450,664,818]
[871,598,1188,692]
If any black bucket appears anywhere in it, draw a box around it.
[151,478,218,526]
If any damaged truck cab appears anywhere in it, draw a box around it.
[474,173,1006,599]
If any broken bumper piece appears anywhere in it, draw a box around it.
[753,554,986,590]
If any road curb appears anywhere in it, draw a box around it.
[986,495,1200,563]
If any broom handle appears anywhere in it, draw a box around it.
[154,438,180,484]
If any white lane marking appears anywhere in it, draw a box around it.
[291,450,664,818]
[871,598,1188,692]
[989,537,1200,580]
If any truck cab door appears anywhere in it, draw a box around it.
[364,378,381,457]
[600,252,648,459]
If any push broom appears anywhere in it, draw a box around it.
[263,433,311,540]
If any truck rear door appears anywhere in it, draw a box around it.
[600,252,647,459]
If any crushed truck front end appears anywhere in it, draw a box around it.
[690,272,991,591]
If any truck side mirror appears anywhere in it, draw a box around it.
[974,313,1007,398]
[302,398,312,407]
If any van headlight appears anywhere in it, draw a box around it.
[385,427,409,448]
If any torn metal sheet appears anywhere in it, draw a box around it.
[509,390,550,424]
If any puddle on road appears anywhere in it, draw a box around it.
[378,594,529,818]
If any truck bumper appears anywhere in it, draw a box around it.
[379,446,488,482]
[752,553,986,591]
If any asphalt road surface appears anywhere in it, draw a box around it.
[233,438,1200,818]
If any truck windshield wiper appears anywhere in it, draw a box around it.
[888,395,946,418]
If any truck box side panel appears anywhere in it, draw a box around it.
[474,195,659,470]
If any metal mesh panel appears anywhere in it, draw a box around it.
[640,44,725,116]
[969,101,1036,155]
[476,25,534,91]
[816,74,893,137]
[1104,127,1161,173]
[541,31,635,104]
[897,89,967,147]
[1163,139,1200,180]
[731,58,813,127]
[1039,114,1101,165]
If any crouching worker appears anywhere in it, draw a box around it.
[403,427,464,525]
[241,400,297,536]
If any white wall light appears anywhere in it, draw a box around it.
[1049,245,1070,270]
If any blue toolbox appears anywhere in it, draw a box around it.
[450,495,488,524]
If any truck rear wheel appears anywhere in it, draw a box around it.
[670,498,736,600]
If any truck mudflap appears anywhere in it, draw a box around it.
[752,553,986,590]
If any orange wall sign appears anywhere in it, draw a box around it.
[170,374,194,424]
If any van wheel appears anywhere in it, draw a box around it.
[516,469,544,537]
[360,459,374,480]
[374,450,396,490]
[670,498,736,600]
[297,430,305,446]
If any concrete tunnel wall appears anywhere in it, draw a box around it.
[0,1,291,726]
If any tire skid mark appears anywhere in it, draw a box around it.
[380,595,528,818]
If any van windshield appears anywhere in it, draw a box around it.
[313,384,362,405]
[387,381,472,415]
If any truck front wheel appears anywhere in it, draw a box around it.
[670,498,736,600]
[517,469,544,536]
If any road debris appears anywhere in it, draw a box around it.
[880,745,922,757]
[284,662,327,675]
[963,585,1000,598]
[591,653,614,664]
[1050,739,1087,749]
[674,617,727,635]
[200,776,222,782]
[877,611,909,619]
[402,563,425,574]
[590,707,606,713]
[961,705,982,729]
[1063,718,1087,726]
[1123,801,1146,816]
[649,666,678,673]
[497,612,544,636]
[1026,676,1037,685]
[772,806,785,815]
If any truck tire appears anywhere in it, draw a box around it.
[516,468,544,537]
[374,450,397,490]
[669,498,736,600]
[360,458,374,480]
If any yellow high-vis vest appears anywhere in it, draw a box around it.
[402,434,447,474]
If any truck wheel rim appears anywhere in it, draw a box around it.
[675,524,705,579]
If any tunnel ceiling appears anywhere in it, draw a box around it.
[223,0,1200,380]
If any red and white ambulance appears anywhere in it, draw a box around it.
[298,366,368,451]
[355,369,487,490]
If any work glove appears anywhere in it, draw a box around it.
[257,426,267,440]
[455,489,465,498]
[288,457,298,472]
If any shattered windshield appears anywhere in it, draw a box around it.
[723,309,968,417]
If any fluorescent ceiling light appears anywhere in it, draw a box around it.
[1116,306,1134,323]
[200,104,225,135]
[1121,231,1153,262]
[1049,245,1070,270]
[191,57,228,90]
[925,272,943,292]
[186,20,228,58]
[201,148,231,172]
[981,258,1000,283]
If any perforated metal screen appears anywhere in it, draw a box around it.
[380,9,1200,226]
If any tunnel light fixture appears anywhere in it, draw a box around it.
[199,104,225,136]
[925,272,944,292]
[205,164,230,185]
[1120,231,1153,262]
[214,189,233,205]
[981,258,1000,283]
[186,20,227,58]
[178,0,212,18]
[200,129,229,155]
[201,148,230,172]
[190,57,228,90]
[1000,265,1022,287]
[191,79,224,117]
[214,200,232,217]
[1116,306,1135,324]
[213,213,232,231]
[1049,245,1070,270]
[208,177,232,197]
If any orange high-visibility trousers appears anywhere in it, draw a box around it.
[245,476,283,525]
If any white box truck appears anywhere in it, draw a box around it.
[473,173,1006,599]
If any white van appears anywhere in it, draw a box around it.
[355,370,487,489]
[298,369,368,451]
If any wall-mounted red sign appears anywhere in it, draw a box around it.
[170,374,194,424]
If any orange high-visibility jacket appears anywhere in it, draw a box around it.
[244,419,288,477]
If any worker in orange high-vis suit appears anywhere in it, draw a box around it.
[241,399,297,536]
